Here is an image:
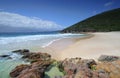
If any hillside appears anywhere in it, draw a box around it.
[61,8,120,33]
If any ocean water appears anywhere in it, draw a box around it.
[0,32,84,78]
[0,32,84,54]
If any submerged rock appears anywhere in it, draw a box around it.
[0,55,10,57]
[0,55,12,59]
[98,55,120,62]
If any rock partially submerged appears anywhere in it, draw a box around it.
[0,54,12,59]
[10,61,51,78]
[12,49,30,55]
[10,64,30,77]
[10,49,52,78]
[12,49,51,62]
[98,55,120,62]
[0,55,10,57]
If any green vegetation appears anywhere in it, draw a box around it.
[91,65,96,71]
[61,8,120,33]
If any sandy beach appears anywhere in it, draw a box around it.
[46,32,120,60]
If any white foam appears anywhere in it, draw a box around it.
[10,53,22,60]
[42,38,62,48]
[0,33,84,52]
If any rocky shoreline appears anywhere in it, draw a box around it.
[1,49,120,78]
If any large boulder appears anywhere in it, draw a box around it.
[17,68,41,78]
[22,52,51,61]
[10,64,30,77]
[10,60,51,78]
[96,60,120,78]
[57,58,98,78]
[56,57,110,78]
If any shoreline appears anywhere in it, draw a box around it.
[44,33,93,60]
[45,32,120,60]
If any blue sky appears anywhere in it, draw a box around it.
[0,0,120,32]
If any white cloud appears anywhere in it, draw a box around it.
[104,2,114,7]
[0,12,63,32]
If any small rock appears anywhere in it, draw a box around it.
[0,55,12,59]
[12,49,29,55]
[0,55,10,57]
[98,55,120,62]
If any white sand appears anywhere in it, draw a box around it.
[45,32,120,60]
[59,32,120,60]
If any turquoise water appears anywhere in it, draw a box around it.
[45,62,64,78]
[0,53,29,78]
[0,59,29,78]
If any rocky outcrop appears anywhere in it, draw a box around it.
[98,55,120,62]
[56,58,109,78]
[9,50,120,78]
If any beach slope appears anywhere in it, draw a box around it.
[59,32,120,60]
